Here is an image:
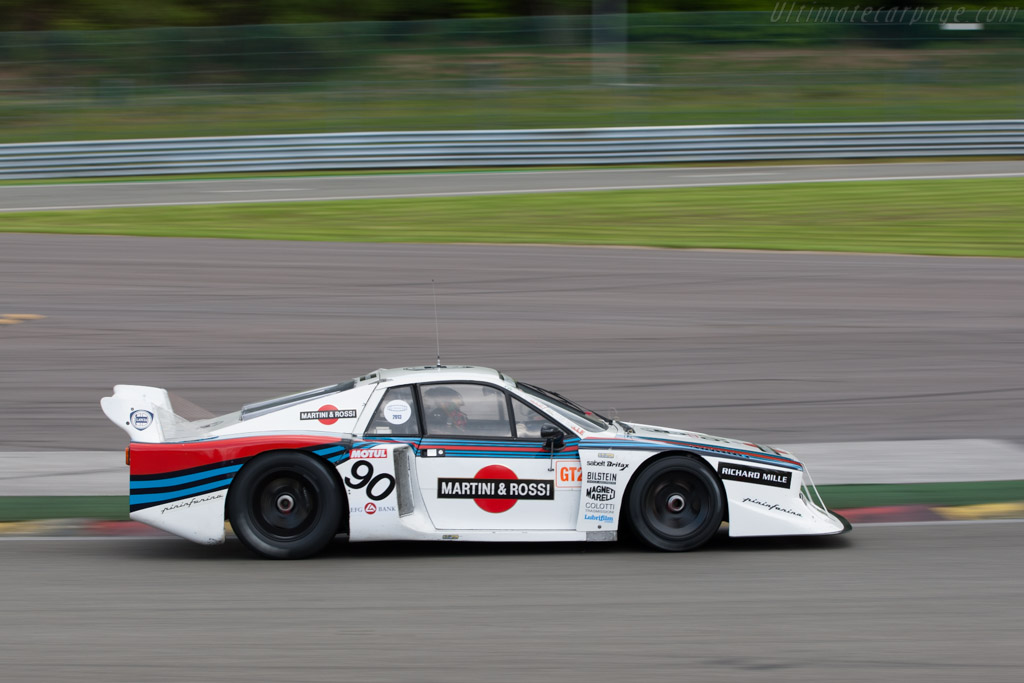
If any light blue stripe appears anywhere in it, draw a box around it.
[425,452,579,459]
[420,441,583,448]
[417,444,524,448]
[313,445,348,456]
[129,478,233,506]
[442,454,575,459]
[130,464,242,490]
[365,437,580,448]
[582,439,802,470]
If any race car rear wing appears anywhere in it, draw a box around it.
[101,385,227,443]
[101,385,174,443]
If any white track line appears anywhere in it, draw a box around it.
[852,518,1024,527]
[0,162,990,190]
[207,188,304,193]
[0,536,178,541]
[0,518,1021,541]
[2,172,1024,213]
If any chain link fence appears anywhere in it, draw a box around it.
[1,12,1022,142]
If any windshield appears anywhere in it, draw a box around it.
[515,381,610,432]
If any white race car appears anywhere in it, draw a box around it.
[102,365,849,559]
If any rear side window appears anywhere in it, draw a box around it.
[365,386,420,436]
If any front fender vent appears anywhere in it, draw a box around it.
[394,446,415,517]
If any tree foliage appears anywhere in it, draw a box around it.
[0,1,1018,31]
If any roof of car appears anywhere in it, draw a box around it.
[365,365,513,387]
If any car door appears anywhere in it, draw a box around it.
[414,382,580,530]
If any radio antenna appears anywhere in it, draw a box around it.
[432,280,441,369]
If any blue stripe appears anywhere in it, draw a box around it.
[366,437,581,459]
[427,452,579,459]
[313,444,348,456]
[420,439,536,447]
[583,438,802,470]
[129,478,233,506]
[373,438,583,448]
[130,464,243,490]
[130,443,351,510]
[421,448,579,457]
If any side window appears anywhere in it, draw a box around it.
[422,383,512,437]
[512,397,558,439]
[366,386,420,436]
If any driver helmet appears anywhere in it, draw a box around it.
[424,386,466,420]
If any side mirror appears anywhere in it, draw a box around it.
[541,424,564,451]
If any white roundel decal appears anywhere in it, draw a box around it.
[384,400,411,424]
[130,409,154,431]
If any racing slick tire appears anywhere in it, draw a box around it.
[626,455,724,552]
[228,452,343,560]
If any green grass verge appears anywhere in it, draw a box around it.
[817,480,1024,510]
[1,481,1022,522]
[3,178,1018,517]
[0,496,127,523]
[3,177,1023,257]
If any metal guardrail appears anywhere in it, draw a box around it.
[1,120,1022,179]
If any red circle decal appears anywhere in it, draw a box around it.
[365,502,377,515]
[318,405,340,425]
[474,464,518,514]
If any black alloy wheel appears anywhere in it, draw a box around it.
[627,455,724,552]
[228,452,342,560]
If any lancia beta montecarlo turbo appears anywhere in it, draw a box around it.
[102,365,850,559]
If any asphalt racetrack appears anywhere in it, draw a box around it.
[2,522,1022,682]
[2,173,1023,682]
[2,160,1024,211]
[2,234,1023,450]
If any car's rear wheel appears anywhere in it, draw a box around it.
[626,455,724,552]
[228,452,342,560]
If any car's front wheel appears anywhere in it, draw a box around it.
[626,455,724,552]
[228,452,342,560]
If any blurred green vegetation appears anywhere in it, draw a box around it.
[2,2,1019,31]
[0,12,1021,142]
[3,177,1022,257]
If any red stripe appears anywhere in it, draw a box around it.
[644,439,801,468]
[130,435,332,476]
[583,438,801,468]
[428,444,581,455]
[435,444,545,453]
[696,445,800,467]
